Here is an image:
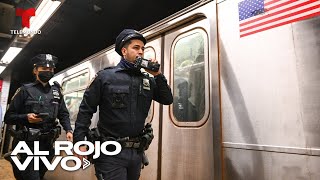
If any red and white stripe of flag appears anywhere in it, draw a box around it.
[240,0,320,38]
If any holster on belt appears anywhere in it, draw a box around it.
[138,123,154,153]
[138,123,154,168]
[10,125,61,144]
[87,128,102,162]
[48,126,61,146]
[50,126,61,139]
[10,126,42,141]
[9,126,28,140]
[27,128,42,141]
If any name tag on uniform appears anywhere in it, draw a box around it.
[143,78,150,90]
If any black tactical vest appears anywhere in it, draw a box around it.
[95,67,154,137]
[23,83,61,130]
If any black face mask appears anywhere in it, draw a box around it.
[38,71,54,83]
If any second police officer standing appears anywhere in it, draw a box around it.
[4,54,73,180]
[73,29,173,180]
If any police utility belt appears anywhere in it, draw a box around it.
[88,129,141,149]
[88,123,154,152]
[9,126,61,141]
[109,136,141,149]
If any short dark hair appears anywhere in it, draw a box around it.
[122,40,132,49]
[121,40,132,55]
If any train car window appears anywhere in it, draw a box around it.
[62,71,89,126]
[62,72,89,94]
[172,30,206,122]
[63,91,85,126]
[144,47,156,60]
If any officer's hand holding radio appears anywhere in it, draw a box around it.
[135,57,161,76]
[27,113,43,123]
[145,59,161,76]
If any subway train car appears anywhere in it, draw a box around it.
[48,0,320,179]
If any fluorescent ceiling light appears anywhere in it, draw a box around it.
[23,0,61,34]
[1,47,22,64]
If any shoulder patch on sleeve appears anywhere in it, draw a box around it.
[53,81,61,89]
[52,81,63,93]
[11,88,21,100]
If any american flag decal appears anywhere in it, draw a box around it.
[238,0,320,38]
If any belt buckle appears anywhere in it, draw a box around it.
[123,142,133,148]
[123,141,140,148]
[133,142,140,149]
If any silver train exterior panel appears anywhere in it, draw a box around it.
[48,0,320,179]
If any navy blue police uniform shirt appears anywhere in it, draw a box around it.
[4,81,72,132]
[73,61,173,143]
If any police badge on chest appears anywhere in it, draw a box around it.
[142,78,150,90]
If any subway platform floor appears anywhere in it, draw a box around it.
[0,158,15,180]
[0,157,96,180]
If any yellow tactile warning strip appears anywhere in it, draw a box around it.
[0,158,15,180]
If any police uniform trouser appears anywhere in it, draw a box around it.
[94,148,143,180]
[11,137,55,180]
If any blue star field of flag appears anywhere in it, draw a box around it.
[238,0,265,21]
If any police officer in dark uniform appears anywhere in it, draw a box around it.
[73,29,173,180]
[4,54,73,180]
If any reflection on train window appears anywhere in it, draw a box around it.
[64,91,84,125]
[143,47,155,122]
[62,72,89,93]
[62,71,89,126]
[173,30,206,122]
